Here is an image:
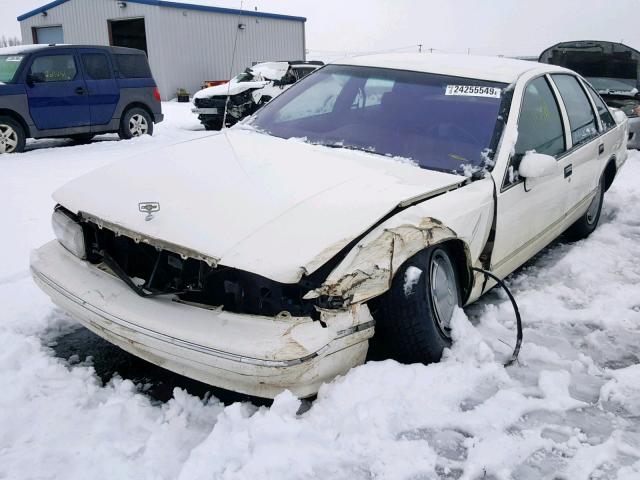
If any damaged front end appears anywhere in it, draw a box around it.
[193,90,260,129]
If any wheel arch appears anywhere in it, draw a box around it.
[0,109,30,137]
[121,102,153,121]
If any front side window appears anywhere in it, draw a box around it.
[29,54,77,82]
[250,64,507,174]
[585,83,616,131]
[82,53,112,80]
[0,55,24,83]
[514,76,565,158]
[552,74,599,146]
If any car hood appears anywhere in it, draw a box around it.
[193,80,269,100]
[54,129,466,283]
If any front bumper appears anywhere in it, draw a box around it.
[627,116,640,149]
[31,241,374,398]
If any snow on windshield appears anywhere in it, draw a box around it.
[249,64,506,175]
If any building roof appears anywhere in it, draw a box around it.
[17,0,306,22]
[334,53,571,84]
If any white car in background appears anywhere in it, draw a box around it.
[191,60,323,130]
[31,54,627,399]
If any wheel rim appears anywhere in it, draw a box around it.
[428,250,459,338]
[586,182,602,225]
[129,114,149,137]
[0,124,19,154]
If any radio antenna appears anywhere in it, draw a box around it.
[222,0,244,129]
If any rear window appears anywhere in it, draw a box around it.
[0,55,24,83]
[114,54,151,78]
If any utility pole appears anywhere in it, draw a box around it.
[418,44,423,53]
[429,47,434,53]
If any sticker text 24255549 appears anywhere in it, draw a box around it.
[445,85,502,98]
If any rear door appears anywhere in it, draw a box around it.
[78,48,120,126]
[548,74,602,215]
[25,48,90,130]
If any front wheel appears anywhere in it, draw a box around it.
[370,246,460,364]
[564,177,604,241]
[118,108,153,140]
[0,116,26,154]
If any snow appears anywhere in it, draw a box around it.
[403,265,423,297]
[1,102,640,479]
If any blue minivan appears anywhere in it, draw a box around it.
[0,44,163,154]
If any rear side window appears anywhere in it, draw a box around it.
[585,83,616,131]
[114,54,151,78]
[551,74,599,146]
[514,76,565,158]
[82,53,112,80]
[29,54,77,82]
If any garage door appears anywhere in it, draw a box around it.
[34,26,64,44]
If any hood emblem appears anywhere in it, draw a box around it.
[139,202,160,221]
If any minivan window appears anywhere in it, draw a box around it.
[585,83,616,131]
[29,54,77,82]
[514,76,565,158]
[82,53,112,80]
[114,54,151,78]
[0,55,24,83]
[552,74,599,146]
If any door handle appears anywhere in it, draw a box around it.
[564,164,573,178]
[598,144,605,155]
[75,87,86,95]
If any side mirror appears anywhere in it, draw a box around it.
[518,152,557,179]
[26,73,45,86]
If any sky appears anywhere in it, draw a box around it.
[1,0,639,59]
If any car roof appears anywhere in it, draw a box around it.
[332,53,572,84]
[0,44,146,56]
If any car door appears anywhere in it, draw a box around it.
[548,74,602,218]
[25,49,90,131]
[78,48,120,127]
[491,75,572,278]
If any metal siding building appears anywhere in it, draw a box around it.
[18,0,306,99]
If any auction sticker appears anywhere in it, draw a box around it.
[445,85,502,98]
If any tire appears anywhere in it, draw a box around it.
[69,133,95,144]
[564,176,604,241]
[203,120,223,131]
[0,116,26,154]
[118,108,153,140]
[370,246,460,364]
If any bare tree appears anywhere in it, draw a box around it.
[0,36,22,48]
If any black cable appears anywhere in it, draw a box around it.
[471,267,523,367]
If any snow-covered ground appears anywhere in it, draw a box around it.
[1,102,639,479]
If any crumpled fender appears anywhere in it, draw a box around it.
[305,217,464,305]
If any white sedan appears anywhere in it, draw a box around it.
[31,54,628,398]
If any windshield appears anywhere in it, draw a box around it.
[249,64,507,174]
[235,72,254,83]
[0,55,24,83]
[586,76,637,94]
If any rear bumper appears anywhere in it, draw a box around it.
[30,241,374,398]
[627,116,640,149]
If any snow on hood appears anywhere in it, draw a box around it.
[192,62,288,101]
[193,80,268,100]
[54,130,466,283]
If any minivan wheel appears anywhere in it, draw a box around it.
[564,176,604,241]
[0,116,26,154]
[370,246,460,364]
[119,108,153,139]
